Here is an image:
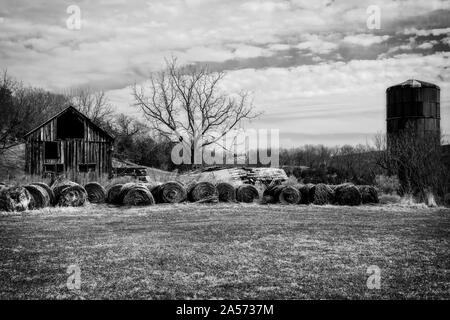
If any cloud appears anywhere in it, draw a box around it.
[0,0,449,146]
[296,34,338,54]
[401,27,450,36]
[109,52,450,146]
[417,40,439,49]
[342,34,389,46]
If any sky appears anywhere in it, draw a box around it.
[0,0,449,147]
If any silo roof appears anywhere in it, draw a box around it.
[387,79,440,90]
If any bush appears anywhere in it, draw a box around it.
[358,185,379,204]
[444,193,450,207]
[334,183,361,206]
[309,183,334,205]
[379,194,401,204]
[375,175,400,195]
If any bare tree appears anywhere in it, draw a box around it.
[114,113,147,137]
[132,58,260,164]
[68,87,114,126]
[374,130,448,199]
[0,71,68,154]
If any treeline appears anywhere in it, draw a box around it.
[279,144,382,185]
[0,71,175,170]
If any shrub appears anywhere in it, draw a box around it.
[334,183,362,206]
[375,175,400,195]
[444,193,450,207]
[379,194,401,204]
[358,185,379,204]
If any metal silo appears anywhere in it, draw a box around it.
[386,79,440,140]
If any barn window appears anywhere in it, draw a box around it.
[79,163,96,172]
[44,164,64,173]
[44,142,58,159]
[57,111,85,139]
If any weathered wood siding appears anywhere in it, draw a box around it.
[25,109,113,177]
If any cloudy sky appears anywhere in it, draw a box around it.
[1,0,449,146]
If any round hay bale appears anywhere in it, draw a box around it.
[188,182,218,202]
[309,183,334,205]
[31,182,55,205]
[216,182,236,202]
[297,184,313,204]
[279,186,301,204]
[262,185,283,204]
[185,181,197,196]
[0,187,32,211]
[236,184,260,203]
[334,183,362,206]
[24,185,50,209]
[57,184,87,207]
[52,180,80,201]
[358,185,379,204]
[106,184,123,204]
[118,182,140,204]
[84,182,107,203]
[147,183,162,203]
[158,181,186,203]
[263,185,300,204]
[123,185,155,206]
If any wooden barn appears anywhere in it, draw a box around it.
[24,106,114,178]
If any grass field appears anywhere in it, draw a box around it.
[0,203,449,299]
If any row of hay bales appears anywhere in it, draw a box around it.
[105,181,262,205]
[104,181,378,206]
[262,183,378,206]
[0,179,378,212]
[0,179,104,212]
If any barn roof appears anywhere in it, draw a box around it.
[24,105,114,140]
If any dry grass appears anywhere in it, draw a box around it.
[0,204,449,299]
